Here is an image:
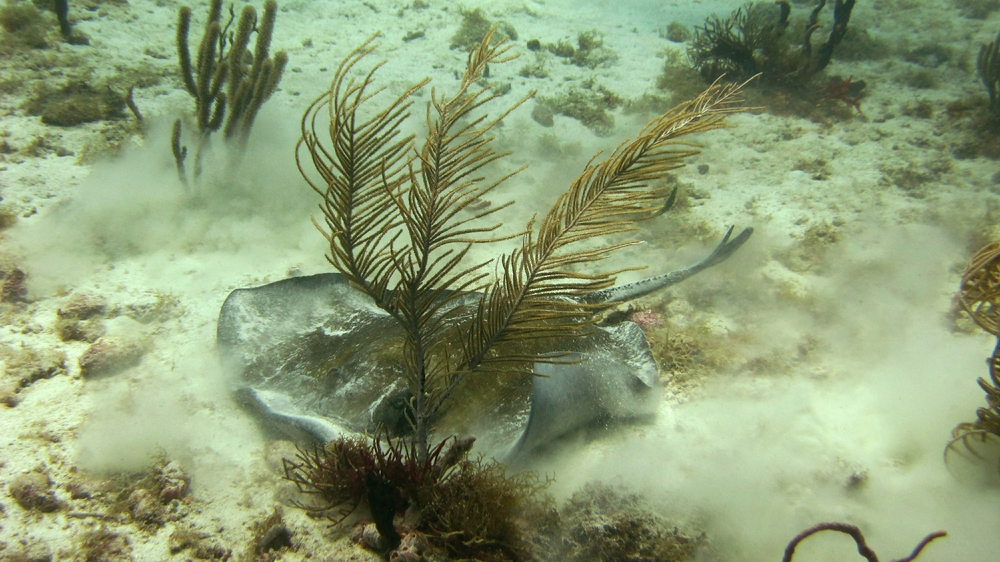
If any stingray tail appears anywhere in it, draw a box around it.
[582,225,753,305]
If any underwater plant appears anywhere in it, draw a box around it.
[783,523,945,562]
[288,27,749,552]
[283,431,471,550]
[173,0,288,183]
[296,28,747,463]
[689,0,857,87]
[689,1,791,82]
[283,430,551,558]
[945,240,1000,475]
[977,29,1000,121]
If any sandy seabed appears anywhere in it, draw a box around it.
[2,0,1000,560]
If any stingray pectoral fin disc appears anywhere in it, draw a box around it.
[508,321,661,459]
[218,273,407,441]
[218,274,663,459]
[236,387,350,443]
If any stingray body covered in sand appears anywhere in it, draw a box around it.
[217,227,750,461]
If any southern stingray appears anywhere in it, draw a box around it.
[216,32,755,464]
[217,226,751,461]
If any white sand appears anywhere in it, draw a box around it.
[1,0,999,560]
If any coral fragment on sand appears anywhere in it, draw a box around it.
[8,471,62,512]
[78,338,148,378]
[556,483,701,562]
